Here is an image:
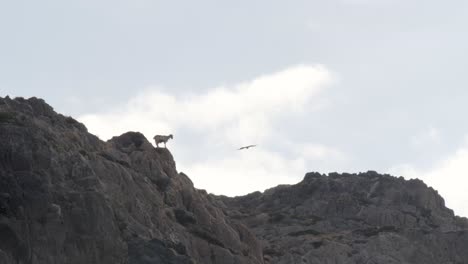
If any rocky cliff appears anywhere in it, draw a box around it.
[0,96,262,264]
[217,172,468,264]
[0,96,467,264]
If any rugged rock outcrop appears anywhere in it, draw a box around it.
[216,172,468,264]
[0,96,467,264]
[0,96,262,264]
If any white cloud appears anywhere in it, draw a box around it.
[295,143,346,161]
[411,126,441,147]
[390,138,468,217]
[181,147,307,196]
[182,142,350,196]
[78,64,343,195]
[79,64,332,145]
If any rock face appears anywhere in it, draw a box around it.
[217,172,468,264]
[0,96,467,264]
[0,96,262,264]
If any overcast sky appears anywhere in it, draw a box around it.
[2,0,468,217]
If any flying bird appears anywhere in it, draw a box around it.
[238,144,257,150]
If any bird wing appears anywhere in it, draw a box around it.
[238,145,257,150]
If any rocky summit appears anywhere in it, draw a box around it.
[0,96,467,264]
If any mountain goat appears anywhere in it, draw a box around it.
[153,134,173,148]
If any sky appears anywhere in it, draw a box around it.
[1,0,468,217]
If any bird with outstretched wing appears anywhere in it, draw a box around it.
[238,144,257,150]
